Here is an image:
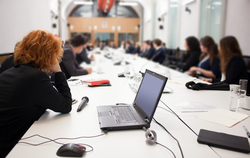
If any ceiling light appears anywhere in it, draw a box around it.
[119,2,138,6]
[74,1,93,5]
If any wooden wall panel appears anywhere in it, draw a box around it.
[68,17,140,44]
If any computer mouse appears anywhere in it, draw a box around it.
[56,143,86,157]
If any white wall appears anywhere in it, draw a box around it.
[225,0,250,56]
[178,1,201,50]
[0,0,52,54]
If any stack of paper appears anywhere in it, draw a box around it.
[172,102,215,112]
[196,108,249,127]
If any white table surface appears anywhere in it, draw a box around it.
[7,51,250,158]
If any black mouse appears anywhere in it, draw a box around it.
[56,143,86,157]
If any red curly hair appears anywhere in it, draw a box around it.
[14,30,63,72]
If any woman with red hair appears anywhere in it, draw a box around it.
[0,30,72,157]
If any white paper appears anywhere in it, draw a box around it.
[197,108,249,127]
[173,102,215,112]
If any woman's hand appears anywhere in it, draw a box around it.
[189,66,198,73]
[203,78,212,83]
[51,59,61,73]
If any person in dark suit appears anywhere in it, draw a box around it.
[161,42,167,55]
[178,36,201,72]
[204,36,248,84]
[151,38,166,64]
[144,41,155,60]
[76,36,95,65]
[61,34,92,77]
[139,41,148,57]
[109,40,117,49]
[132,42,141,54]
[0,30,72,157]
[97,41,105,50]
[0,42,21,74]
[125,40,136,54]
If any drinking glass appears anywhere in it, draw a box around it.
[229,84,240,112]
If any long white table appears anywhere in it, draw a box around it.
[7,50,250,158]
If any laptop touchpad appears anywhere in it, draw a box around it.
[99,111,110,117]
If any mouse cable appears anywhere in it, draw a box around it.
[153,118,184,158]
[19,133,107,152]
[155,142,176,158]
[159,100,198,136]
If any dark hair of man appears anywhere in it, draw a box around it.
[126,40,131,45]
[150,41,154,48]
[200,36,218,66]
[153,38,162,47]
[162,42,166,47]
[186,36,201,52]
[70,34,86,47]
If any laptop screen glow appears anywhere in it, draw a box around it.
[135,72,164,117]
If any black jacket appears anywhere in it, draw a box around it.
[76,48,91,65]
[181,50,201,72]
[0,54,14,74]
[62,45,88,76]
[0,64,72,157]
[145,48,155,60]
[126,45,136,54]
[213,55,248,84]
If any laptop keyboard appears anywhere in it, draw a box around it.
[111,106,139,124]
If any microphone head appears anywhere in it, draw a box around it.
[82,96,89,103]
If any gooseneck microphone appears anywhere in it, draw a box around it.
[77,97,89,112]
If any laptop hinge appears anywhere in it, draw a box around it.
[144,118,150,123]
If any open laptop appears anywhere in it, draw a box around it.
[97,69,168,131]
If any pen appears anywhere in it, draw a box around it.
[243,126,250,138]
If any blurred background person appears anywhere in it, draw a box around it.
[61,34,92,77]
[76,36,95,65]
[109,40,116,49]
[97,41,105,50]
[144,41,155,60]
[0,42,21,74]
[151,38,166,64]
[125,40,135,54]
[132,42,141,54]
[178,36,201,72]
[188,36,221,79]
[204,36,248,84]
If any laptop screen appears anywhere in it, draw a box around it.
[135,72,164,117]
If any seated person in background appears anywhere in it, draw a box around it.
[151,38,166,64]
[0,42,20,74]
[144,41,155,60]
[125,40,136,54]
[86,42,94,51]
[161,42,167,55]
[76,36,95,65]
[109,40,116,49]
[119,40,126,49]
[204,36,248,84]
[133,42,141,54]
[178,36,201,72]
[64,40,70,46]
[188,36,221,79]
[97,41,105,50]
[0,30,72,157]
[139,41,148,57]
[62,34,92,76]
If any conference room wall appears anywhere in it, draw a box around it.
[178,1,201,50]
[0,0,52,54]
[224,0,250,56]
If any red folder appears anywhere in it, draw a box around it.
[81,79,110,86]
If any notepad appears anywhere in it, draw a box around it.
[196,108,249,127]
[173,102,215,112]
